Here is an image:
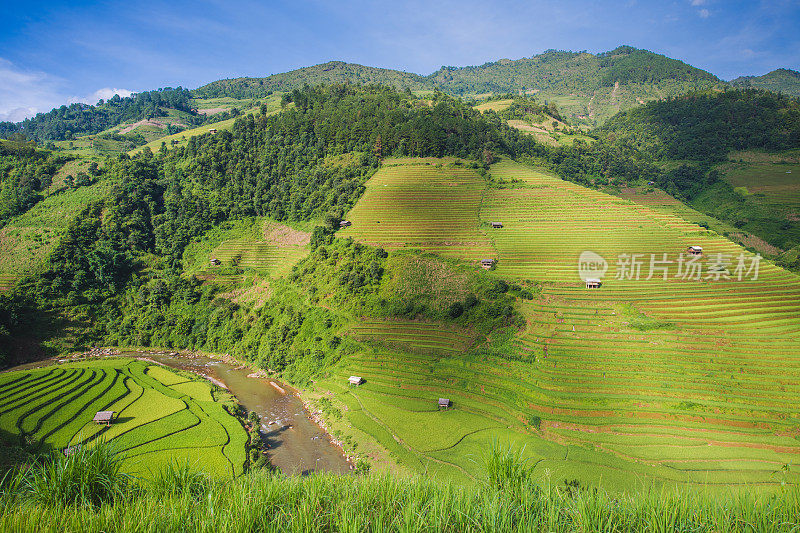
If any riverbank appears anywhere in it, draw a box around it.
[2,346,354,475]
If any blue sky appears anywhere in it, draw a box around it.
[1,0,799,121]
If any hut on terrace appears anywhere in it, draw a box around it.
[480,259,495,269]
[491,222,503,229]
[585,278,602,289]
[438,398,451,410]
[339,220,352,228]
[210,258,221,266]
[348,376,364,386]
[93,411,115,426]
[687,246,703,256]
[209,128,218,134]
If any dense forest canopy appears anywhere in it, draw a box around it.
[599,89,800,161]
[0,87,200,143]
[730,68,800,97]
[0,136,69,226]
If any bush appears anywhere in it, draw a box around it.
[447,302,464,318]
[15,442,129,507]
[149,461,209,500]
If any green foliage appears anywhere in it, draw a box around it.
[0,140,68,226]
[484,439,532,491]
[13,441,129,507]
[497,96,562,123]
[730,68,800,97]
[600,89,800,162]
[195,61,428,98]
[148,460,210,499]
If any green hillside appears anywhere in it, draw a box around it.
[327,157,800,488]
[730,68,800,97]
[2,84,800,497]
[194,61,428,98]
[194,47,724,126]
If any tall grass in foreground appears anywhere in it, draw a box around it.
[1,443,799,532]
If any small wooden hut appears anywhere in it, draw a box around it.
[585,278,602,289]
[491,222,503,229]
[209,128,218,134]
[339,220,352,228]
[438,398,451,410]
[687,246,703,256]
[210,258,221,266]
[348,376,364,386]
[93,411,115,426]
[480,259,495,269]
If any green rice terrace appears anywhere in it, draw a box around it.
[322,157,800,490]
[0,358,246,477]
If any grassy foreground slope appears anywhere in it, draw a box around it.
[0,358,246,477]
[333,158,800,489]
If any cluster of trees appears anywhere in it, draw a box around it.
[599,89,800,162]
[0,88,203,143]
[596,46,719,86]
[497,96,564,123]
[0,136,68,226]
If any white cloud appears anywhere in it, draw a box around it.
[0,58,66,121]
[0,58,134,122]
[690,0,706,6]
[86,87,135,104]
[699,8,710,18]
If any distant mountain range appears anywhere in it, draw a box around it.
[196,46,729,124]
[3,46,799,141]
[729,68,800,96]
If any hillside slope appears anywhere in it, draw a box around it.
[730,68,800,97]
[329,157,800,488]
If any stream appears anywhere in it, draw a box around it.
[9,350,352,475]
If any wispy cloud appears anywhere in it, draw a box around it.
[0,58,133,122]
[698,8,710,18]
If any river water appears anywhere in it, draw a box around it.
[8,350,351,475]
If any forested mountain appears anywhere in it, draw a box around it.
[0,87,205,143]
[426,46,719,95]
[0,85,543,364]
[195,62,428,98]
[730,68,800,97]
[3,47,794,144]
[196,46,723,124]
[599,89,800,162]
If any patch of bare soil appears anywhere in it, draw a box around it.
[197,107,230,115]
[218,278,272,308]
[262,221,310,247]
[119,119,167,134]
[728,232,782,256]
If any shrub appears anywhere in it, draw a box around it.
[15,442,129,507]
[149,461,209,500]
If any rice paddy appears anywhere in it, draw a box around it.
[328,157,800,490]
[338,159,494,260]
[0,358,247,477]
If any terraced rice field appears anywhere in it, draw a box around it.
[210,240,308,277]
[338,160,494,260]
[349,319,478,356]
[0,359,247,477]
[330,158,800,489]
